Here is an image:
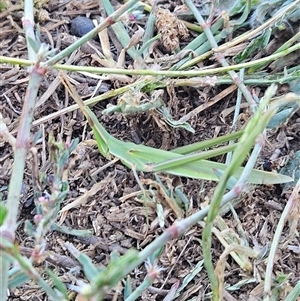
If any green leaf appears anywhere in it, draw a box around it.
[92,249,139,289]
[0,1,7,11]
[157,106,195,133]
[123,276,133,299]
[149,246,164,264]
[156,203,165,228]
[175,259,204,296]
[213,169,238,190]
[234,28,272,64]
[174,186,190,212]
[8,269,30,289]
[51,223,93,237]
[27,37,40,54]
[24,220,35,237]
[285,280,300,301]
[267,104,298,129]
[280,150,300,190]
[68,138,79,153]
[78,253,99,282]
[46,269,69,298]
[0,203,7,226]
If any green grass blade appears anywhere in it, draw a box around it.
[62,74,294,185]
[60,72,110,157]
[172,130,244,155]
[101,0,138,59]
[106,132,292,184]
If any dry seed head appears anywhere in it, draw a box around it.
[37,9,50,22]
[177,20,189,39]
[155,7,189,52]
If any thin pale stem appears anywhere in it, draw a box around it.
[0,0,46,298]
[0,66,46,301]
[0,257,9,301]
[185,0,257,112]
[150,144,237,172]
[23,0,36,62]
[226,69,244,164]
[263,179,300,301]
[125,276,154,301]
[200,86,277,299]
[1,42,300,75]
[1,66,45,241]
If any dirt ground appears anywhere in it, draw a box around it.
[1,0,300,300]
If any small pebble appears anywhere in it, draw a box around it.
[70,16,95,37]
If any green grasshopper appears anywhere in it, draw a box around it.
[60,73,292,185]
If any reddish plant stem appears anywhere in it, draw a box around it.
[1,64,45,242]
[0,64,45,301]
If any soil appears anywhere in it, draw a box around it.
[1,1,299,301]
